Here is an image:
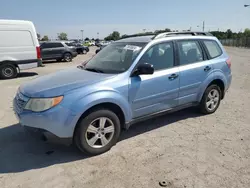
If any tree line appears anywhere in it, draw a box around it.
[103,28,250,41]
[37,28,250,42]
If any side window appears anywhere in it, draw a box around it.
[203,40,222,58]
[40,43,50,49]
[139,42,174,71]
[177,40,203,65]
[51,43,64,48]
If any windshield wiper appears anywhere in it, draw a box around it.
[77,65,85,69]
[84,67,104,73]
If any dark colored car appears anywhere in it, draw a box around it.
[95,44,108,54]
[66,42,89,54]
[40,41,78,62]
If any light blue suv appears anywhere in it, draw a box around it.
[13,32,232,155]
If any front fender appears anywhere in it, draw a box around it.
[197,70,226,102]
[70,90,132,123]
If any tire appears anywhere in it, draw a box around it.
[77,49,82,54]
[74,109,121,155]
[199,85,222,114]
[0,64,18,79]
[63,53,72,62]
[83,49,87,54]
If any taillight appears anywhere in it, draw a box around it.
[226,58,231,69]
[36,46,41,59]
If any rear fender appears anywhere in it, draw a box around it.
[197,70,226,102]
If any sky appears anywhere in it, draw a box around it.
[0,0,250,39]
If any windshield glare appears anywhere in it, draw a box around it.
[84,42,146,74]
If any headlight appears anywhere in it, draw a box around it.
[24,96,63,112]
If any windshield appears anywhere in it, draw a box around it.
[84,42,146,74]
[65,42,75,47]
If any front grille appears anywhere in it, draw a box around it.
[14,92,29,114]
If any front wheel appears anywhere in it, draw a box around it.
[82,49,87,54]
[74,109,121,155]
[199,85,221,114]
[0,64,18,79]
[63,53,72,62]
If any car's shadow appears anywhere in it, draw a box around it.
[18,72,38,78]
[0,72,38,80]
[0,108,202,173]
[43,60,66,64]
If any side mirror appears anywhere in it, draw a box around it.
[131,63,154,77]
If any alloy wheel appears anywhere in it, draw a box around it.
[206,89,220,111]
[85,117,115,148]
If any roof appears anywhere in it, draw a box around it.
[117,35,154,43]
[0,19,33,25]
[116,32,214,44]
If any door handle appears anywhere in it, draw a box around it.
[168,74,179,80]
[204,66,211,72]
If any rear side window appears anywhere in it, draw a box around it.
[0,30,34,47]
[203,40,222,58]
[50,43,64,48]
[177,40,204,65]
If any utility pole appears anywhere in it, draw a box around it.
[203,21,205,32]
[80,30,84,42]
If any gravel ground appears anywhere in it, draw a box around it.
[0,47,249,188]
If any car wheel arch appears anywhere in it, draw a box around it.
[198,77,226,102]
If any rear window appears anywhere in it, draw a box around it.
[65,42,75,47]
[0,30,34,47]
[203,40,222,58]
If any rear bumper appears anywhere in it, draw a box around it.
[72,52,78,57]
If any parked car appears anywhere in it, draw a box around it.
[89,41,95,46]
[95,44,108,54]
[0,19,40,79]
[66,42,89,54]
[40,41,78,62]
[13,32,232,155]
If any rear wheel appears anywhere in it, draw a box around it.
[63,53,72,62]
[74,109,121,155]
[199,85,221,114]
[83,49,87,54]
[0,64,18,79]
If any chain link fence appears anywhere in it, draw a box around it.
[220,37,250,48]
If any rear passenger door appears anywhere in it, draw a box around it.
[49,43,65,58]
[176,40,213,105]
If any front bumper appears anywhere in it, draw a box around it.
[72,52,78,57]
[13,97,77,138]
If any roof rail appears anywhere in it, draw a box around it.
[153,31,213,39]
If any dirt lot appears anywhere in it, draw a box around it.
[0,47,250,188]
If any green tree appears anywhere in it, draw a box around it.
[91,38,95,41]
[154,28,171,34]
[37,33,41,40]
[244,28,250,37]
[58,32,68,40]
[85,37,90,41]
[41,35,49,41]
[104,31,120,41]
[226,29,233,39]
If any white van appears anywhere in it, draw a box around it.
[0,20,41,79]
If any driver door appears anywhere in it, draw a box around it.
[129,41,180,118]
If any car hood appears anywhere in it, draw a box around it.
[20,68,115,98]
